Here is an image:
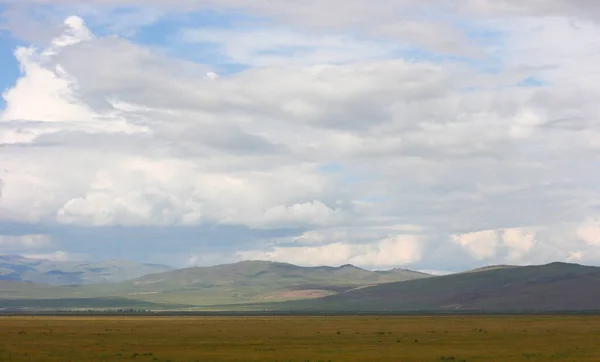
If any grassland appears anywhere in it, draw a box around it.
[2,316,600,361]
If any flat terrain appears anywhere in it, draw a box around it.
[1,316,600,361]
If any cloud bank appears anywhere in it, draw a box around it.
[0,1,600,270]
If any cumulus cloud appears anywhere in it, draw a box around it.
[2,16,527,230]
[351,235,423,267]
[452,230,499,260]
[501,228,536,261]
[576,219,600,247]
[0,20,341,228]
[0,234,53,250]
[51,16,93,48]
[1,2,600,268]
[23,250,72,261]
[452,228,538,263]
[238,234,422,268]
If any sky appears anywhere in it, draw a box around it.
[1,0,600,272]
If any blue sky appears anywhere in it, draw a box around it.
[127,10,259,73]
[0,33,20,109]
[1,0,600,271]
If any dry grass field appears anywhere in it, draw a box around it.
[1,315,600,361]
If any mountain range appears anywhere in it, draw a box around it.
[0,255,173,285]
[0,257,431,308]
[1,255,600,312]
[104,260,431,305]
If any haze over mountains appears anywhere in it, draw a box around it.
[0,255,174,285]
[1,255,600,313]
[0,256,431,307]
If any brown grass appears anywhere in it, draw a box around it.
[1,315,600,361]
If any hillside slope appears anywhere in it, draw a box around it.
[93,260,432,305]
[282,262,600,311]
[0,260,431,308]
[128,260,429,288]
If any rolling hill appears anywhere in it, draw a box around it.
[279,262,600,311]
[5,260,600,312]
[0,255,174,285]
[0,260,432,308]
[461,264,521,273]
[90,260,432,305]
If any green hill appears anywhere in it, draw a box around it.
[0,260,431,309]
[91,260,431,305]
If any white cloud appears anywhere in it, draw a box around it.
[350,235,422,267]
[3,17,516,230]
[0,1,469,55]
[1,3,600,269]
[1,17,150,140]
[181,27,399,67]
[576,219,600,247]
[51,16,93,48]
[502,228,536,261]
[259,201,343,228]
[0,234,53,250]
[292,229,349,244]
[452,230,499,260]
[1,46,95,124]
[452,228,538,262]
[52,156,339,228]
[239,242,354,267]
[238,234,422,268]
[23,250,72,261]
[5,0,600,54]
[462,0,600,21]
[509,109,546,139]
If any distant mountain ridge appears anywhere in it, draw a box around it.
[0,259,432,307]
[101,260,432,305]
[0,255,174,285]
[128,260,430,287]
[4,259,600,312]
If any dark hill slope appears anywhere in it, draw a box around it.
[286,262,600,311]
